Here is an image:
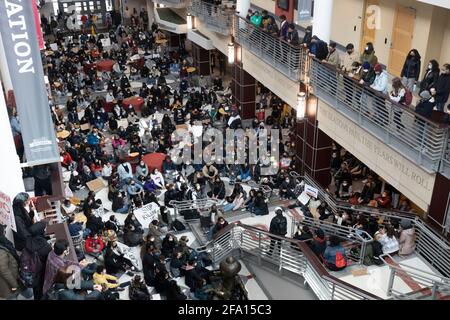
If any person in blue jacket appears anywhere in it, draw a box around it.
[323,236,347,271]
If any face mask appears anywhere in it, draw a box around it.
[428,64,432,70]
[365,46,369,51]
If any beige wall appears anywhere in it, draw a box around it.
[439,15,450,64]
[251,0,276,14]
[328,0,450,78]
[423,6,448,75]
[242,48,299,108]
[195,20,229,56]
[330,0,365,51]
[317,100,436,211]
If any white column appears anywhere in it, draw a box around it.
[0,34,13,93]
[312,0,334,44]
[236,0,250,19]
[0,81,24,199]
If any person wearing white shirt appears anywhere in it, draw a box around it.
[370,64,388,95]
[150,168,165,189]
[389,77,407,130]
[102,162,113,181]
[118,161,133,184]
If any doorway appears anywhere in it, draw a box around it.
[360,0,379,54]
[388,6,416,77]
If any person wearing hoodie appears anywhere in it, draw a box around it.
[401,49,421,92]
[0,224,20,299]
[398,219,416,256]
[431,63,450,112]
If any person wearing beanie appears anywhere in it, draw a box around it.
[370,63,388,95]
[358,61,376,86]
[415,90,436,119]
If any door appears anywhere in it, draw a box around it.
[360,0,379,54]
[388,6,416,77]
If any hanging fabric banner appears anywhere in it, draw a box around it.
[32,0,45,50]
[297,0,313,21]
[0,0,59,165]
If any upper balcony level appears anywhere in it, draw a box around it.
[188,0,235,35]
[153,0,190,9]
[309,58,450,177]
[233,14,308,82]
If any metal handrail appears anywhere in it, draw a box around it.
[233,14,308,82]
[203,222,380,300]
[169,198,222,220]
[298,173,450,277]
[153,0,189,6]
[380,253,450,299]
[189,0,234,35]
[309,58,449,170]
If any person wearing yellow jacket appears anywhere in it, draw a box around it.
[93,265,120,289]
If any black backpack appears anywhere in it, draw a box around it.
[172,219,186,231]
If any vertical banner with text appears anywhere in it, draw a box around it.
[297,0,313,22]
[0,0,59,164]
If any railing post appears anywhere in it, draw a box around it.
[359,242,366,265]
[387,268,396,296]
[278,243,283,274]
[258,233,262,265]
[431,283,438,300]
[331,283,336,300]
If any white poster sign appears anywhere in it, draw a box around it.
[297,191,311,206]
[0,191,17,232]
[304,184,319,198]
[134,202,160,227]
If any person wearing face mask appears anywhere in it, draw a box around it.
[323,42,340,66]
[338,180,353,200]
[419,60,440,94]
[161,234,178,257]
[360,42,378,67]
[123,211,144,247]
[431,63,450,112]
[135,160,149,179]
[401,49,421,92]
[415,90,437,144]
[150,168,165,189]
[341,43,360,73]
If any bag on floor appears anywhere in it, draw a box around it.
[172,219,186,231]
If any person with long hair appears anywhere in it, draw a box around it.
[401,49,421,91]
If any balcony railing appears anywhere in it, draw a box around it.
[233,14,308,82]
[189,0,234,35]
[309,58,449,172]
[441,137,450,178]
[153,0,189,7]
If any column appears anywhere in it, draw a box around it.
[295,94,333,188]
[191,43,211,76]
[427,173,450,237]
[236,0,250,19]
[0,34,13,93]
[312,0,334,43]
[0,81,25,202]
[232,45,256,120]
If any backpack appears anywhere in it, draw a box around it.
[19,248,43,288]
[402,89,413,106]
[172,219,186,231]
[335,250,347,269]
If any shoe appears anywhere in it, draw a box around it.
[116,287,125,292]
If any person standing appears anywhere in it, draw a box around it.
[268,207,287,255]
[401,49,421,92]
[0,224,20,299]
[431,63,450,112]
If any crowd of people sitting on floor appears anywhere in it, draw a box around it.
[1,9,427,301]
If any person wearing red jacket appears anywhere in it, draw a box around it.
[60,151,73,169]
[85,233,105,258]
